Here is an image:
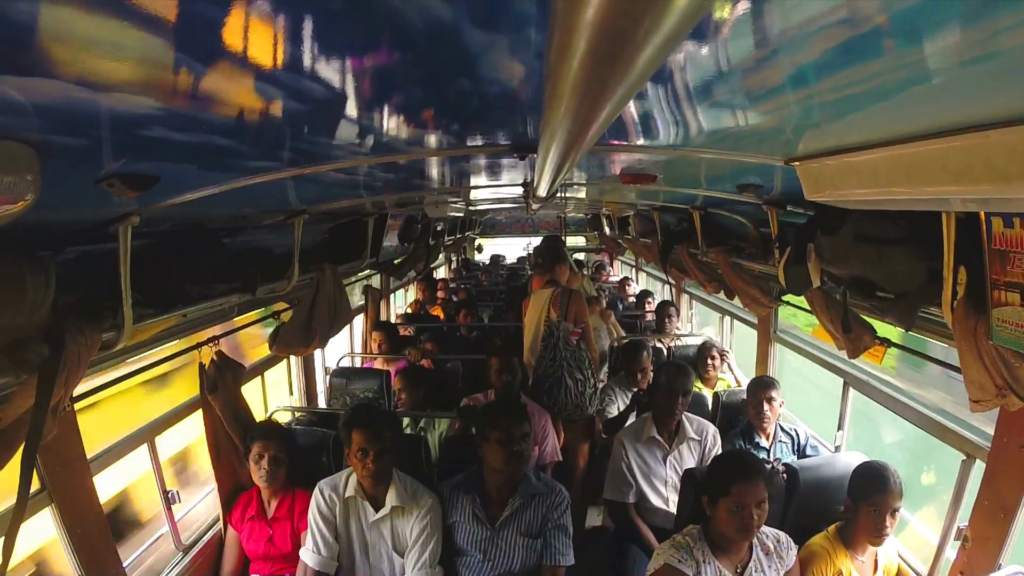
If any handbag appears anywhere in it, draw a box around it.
[527,288,598,419]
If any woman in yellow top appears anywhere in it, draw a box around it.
[694,340,747,401]
[799,460,910,576]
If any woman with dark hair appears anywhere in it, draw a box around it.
[648,449,798,576]
[799,461,906,576]
[363,320,409,378]
[221,420,311,576]
[693,340,747,401]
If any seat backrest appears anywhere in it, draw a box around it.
[620,318,643,335]
[395,432,435,490]
[673,464,788,533]
[435,432,479,485]
[781,451,869,546]
[686,392,712,423]
[328,367,391,411]
[289,425,344,489]
[711,388,747,439]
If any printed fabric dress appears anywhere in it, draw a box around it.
[647,525,796,576]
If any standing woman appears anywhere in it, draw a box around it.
[523,240,600,541]
[221,420,312,576]
[648,449,799,576]
[362,320,410,378]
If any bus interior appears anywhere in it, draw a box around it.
[2,0,1024,575]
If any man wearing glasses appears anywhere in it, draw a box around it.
[724,375,824,464]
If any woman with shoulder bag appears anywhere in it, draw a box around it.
[523,240,600,541]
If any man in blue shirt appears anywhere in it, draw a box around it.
[724,375,824,463]
[439,397,574,576]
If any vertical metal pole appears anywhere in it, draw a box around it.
[147,440,185,551]
[260,373,269,417]
[930,457,976,576]
[286,355,294,398]
[755,308,777,377]
[835,381,852,452]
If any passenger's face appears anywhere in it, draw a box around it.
[621,354,653,390]
[416,281,433,301]
[745,387,783,433]
[423,341,442,355]
[700,348,723,379]
[479,420,532,476]
[619,279,637,296]
[392,374,424,410]
[371,330,391,354]
[657,306,679,334]
[248,440,289,491]
[847,493,902,547]
[488,357,519,396]
[457,308,474,324]
[457,289,470,301]
[347,429,395,491]
[704,481,768,544]
[651,385,691,423]
[437,280,449,297]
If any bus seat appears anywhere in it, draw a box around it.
[686,391,712,422]
[396,432,435,489]
[436,433,479,485]
[673,464,787,533]
[328,367,392,411]
[711,388,747,439]
[289,426,344,489]
[781,451,869,546]
[620,319,643,335]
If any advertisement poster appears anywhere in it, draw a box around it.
[983,213,1024,352]
[480,215,587,236]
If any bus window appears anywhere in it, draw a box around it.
[0,449,41,512]
[93,445,177,575]
[774,344,843,446]
[845,389,967,571]
[732,321,758,378]
[0,506,74,576]
[155,411,218,544]
[263,360,294,414]
[693,303,722,340]
[241,377,267,418]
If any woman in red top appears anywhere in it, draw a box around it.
[221,420,312,576]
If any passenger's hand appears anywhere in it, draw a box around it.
[627,389,648,412]
[600,309,614,323]
[406,347,427,364]
[720,348,739,373]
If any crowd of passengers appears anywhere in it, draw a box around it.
[220,240,909,576]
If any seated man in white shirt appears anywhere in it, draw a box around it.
[597,339,654,439]
[300,403,443,576]
[602,361,722,576]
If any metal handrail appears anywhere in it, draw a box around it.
[73,307,291,404]
[338,353,487,368]
[612,333,707,344]
[394,322,522,327]
[269,406,458,420]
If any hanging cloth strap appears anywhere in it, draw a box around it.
[523,287,556,378]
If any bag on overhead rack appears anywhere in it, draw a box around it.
[269,265,354,357]
[713,249,777,318]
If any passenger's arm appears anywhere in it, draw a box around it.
[404,495,444,576]
[534,409,563,473]
[600,391,643,439]
[539,489,574,575]
[219,526,245,576]
[701,427,723,466]
[294,532,309,576]
[720,348,748,387]
[299,486,341,576]
[606,501,660,554]
[785,557,801,576]
[570,290,600,369]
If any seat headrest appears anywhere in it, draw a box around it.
[288,425,343,488]
[711,388,747,439]
[620,319,643,335]
[686,392,712,423]
[671,343,702,365]
[395,432,435,489]
[782,451,869,546]
[673,462,787,533]
[328,367,392,410]
[403,313,440,324]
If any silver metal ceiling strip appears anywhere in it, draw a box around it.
[531,0,714,208]
[147,145,510,210]
[589,144,786,166]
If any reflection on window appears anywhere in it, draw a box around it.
[733,322,758,378]
[693,304,721,341]
[75,311,278,460]
[1,506,74,576]
[774,345,842,445]
[778,296,994,437]
[0,448,42,513]
[845,390,965,569]
[242,377,267,419]
[93,446,175,576]
[264,361,292,413]
[155,412,219,544]
[324,324,353,370]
